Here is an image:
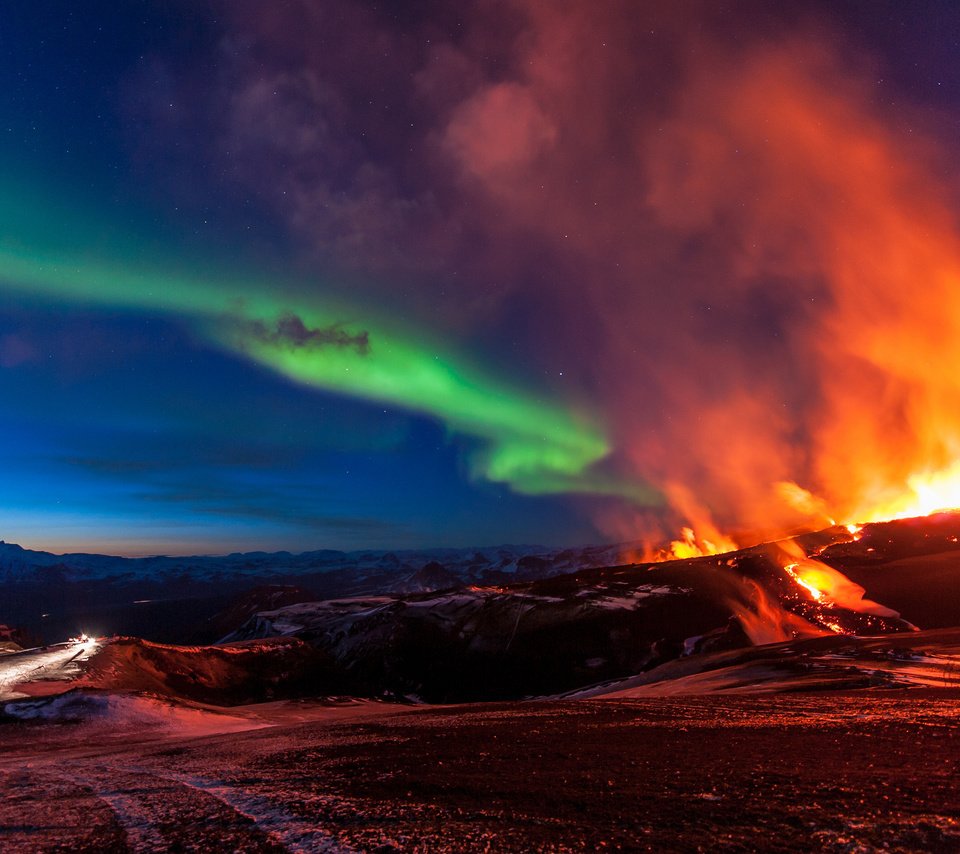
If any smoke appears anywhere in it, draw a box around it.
[639,35,960,535]
[728,579,827,646]
[244,313,370,355]
[137,2,960,543]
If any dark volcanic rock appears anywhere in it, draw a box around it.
[222,520,930,702]
[817,512,960,628]
[3,694,960,852]
[400,561,461,593]
[208,585,320,642]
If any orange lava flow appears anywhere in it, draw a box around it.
[783,563,825,603]
[776,540,900,625]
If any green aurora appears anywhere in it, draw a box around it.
[0,179,655,504]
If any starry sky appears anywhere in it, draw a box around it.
[2,1,960,555]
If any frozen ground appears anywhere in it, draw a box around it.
[0,692,959,851]
[568,628,960,698]
[0,638,103,701]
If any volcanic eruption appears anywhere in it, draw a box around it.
[547,24,960,555]
[4,4,960,851]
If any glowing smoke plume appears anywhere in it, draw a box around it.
[639,37,960,538]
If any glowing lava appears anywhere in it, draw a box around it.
[777,540,901,632]
[773,460,960,549]
[729,580,825,645]
[659,526,739,560]
[783,563,825,602]
[852,461,960,525]
[652,484,740,561]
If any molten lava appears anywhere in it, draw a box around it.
[774,539,903,639]
[658,526,738,561]
[783,563,825,603]
[853,462,960,525]
[649,484,740,561]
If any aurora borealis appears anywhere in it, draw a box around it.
[0,205,613,498]
[4,1,960,555]
[0,2,634,553]
[0,181,621,551]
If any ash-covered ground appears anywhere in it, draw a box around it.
[1,692,959,852]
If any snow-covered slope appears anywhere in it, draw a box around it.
[1,690,268,735]
[570,628,960,696]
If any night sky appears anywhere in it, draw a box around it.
[3,2,960,555]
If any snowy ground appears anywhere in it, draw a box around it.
[1,693,959,851]
[567,628,960,698]
[0,637,103,701]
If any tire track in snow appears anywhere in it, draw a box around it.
[0,766,132,851]
[78,780,170,853]
[69,765,291,853]
[162,771,353,854]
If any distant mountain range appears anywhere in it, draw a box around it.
[0,539,632,644]
[0,539,632,585]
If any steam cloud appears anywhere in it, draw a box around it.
[127,2,960,543]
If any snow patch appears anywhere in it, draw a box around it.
[592,585,683,610]
[164,772,351,853]
[2,691,268,735]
